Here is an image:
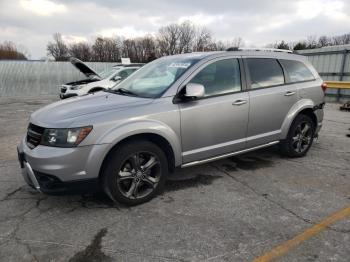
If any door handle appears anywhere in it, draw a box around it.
[284,91,296,96]
[232,100,247,106]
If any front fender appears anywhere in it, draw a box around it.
[280,99,315,139]
[96,119,182,166]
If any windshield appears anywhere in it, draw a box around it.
[111,56,200,98]
[98,68,119,79]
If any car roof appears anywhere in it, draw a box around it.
[167,50,307,62]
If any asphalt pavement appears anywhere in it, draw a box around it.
[0,96,349,262]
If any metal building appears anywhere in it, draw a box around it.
[0,61,114,97]
[297,45,350,101]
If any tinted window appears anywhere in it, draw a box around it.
[247,58,284,89]
[280,60,315,82]
[189,59,241,96]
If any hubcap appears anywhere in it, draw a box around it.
[117,152,161,199]
[292,121,313,153]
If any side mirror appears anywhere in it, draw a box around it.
[184,83,205,99]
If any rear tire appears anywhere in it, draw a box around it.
[101,140,168,206]
[279,114,315,158]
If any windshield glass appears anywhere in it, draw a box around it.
[99,68,119,79]
[111,56,200,98]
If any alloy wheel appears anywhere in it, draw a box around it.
[116,152,161,199]
[292,121,313,153]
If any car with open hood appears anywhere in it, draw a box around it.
[59,58,143,99]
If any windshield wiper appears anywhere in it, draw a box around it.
[105,88,139,97]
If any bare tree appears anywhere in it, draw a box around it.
[157,23,181,55]
[332,33,350,45]
[306,35,317,49]
[47,33,69,61]
[104,37,123,61]
[292,41,307,50]
[213,40,226,51]
[178,21,195,53]
[193,27,213,52]
[276,40,290,50]
[92,37,104,61]
[318,36,330,47]
[138,35,157,62]
[0,41,27,60]
[122,39,137,62]
[226,37,243,49]
[69,42,92,61]
[91,37,120,62]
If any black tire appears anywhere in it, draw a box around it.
[279,114,315,158]
[101,140,168,206]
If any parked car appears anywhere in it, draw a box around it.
[59,58,143,99]
[18,49,325,205]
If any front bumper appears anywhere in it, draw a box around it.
[18,150,41,191]
[17,138,110,194]
[60,93,78,99]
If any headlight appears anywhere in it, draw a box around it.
[41,126,93,147]
[70,85,85,90]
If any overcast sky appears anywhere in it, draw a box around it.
[0,0,349,59]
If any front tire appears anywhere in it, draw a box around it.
[279,114,315,158]
[101,140,168,206]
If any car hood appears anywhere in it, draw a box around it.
[30,92,153,128]
[70,57,101,79]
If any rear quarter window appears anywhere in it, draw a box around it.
[279,59,315,83]
[246,58,285,89]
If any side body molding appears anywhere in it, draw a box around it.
[280,98,315,139]
[96,120,182,167]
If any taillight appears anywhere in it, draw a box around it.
[321,82,327,93]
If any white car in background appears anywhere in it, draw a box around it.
[59,58,143,99]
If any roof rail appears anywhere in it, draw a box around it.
[227,47,293,53]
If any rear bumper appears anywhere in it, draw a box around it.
[314,105,324,135]
[315,122,322,135]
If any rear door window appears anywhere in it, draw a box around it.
[246,58,285,89]
[279,59,315,83]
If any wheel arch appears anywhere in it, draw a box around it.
[98,133,177,180]
[280,99,317,139]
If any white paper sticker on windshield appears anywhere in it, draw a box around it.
[168,62,191,68]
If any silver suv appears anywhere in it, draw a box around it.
[18,50,325,205]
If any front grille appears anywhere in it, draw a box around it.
[61,86,67,93]
[26,123,45,149]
